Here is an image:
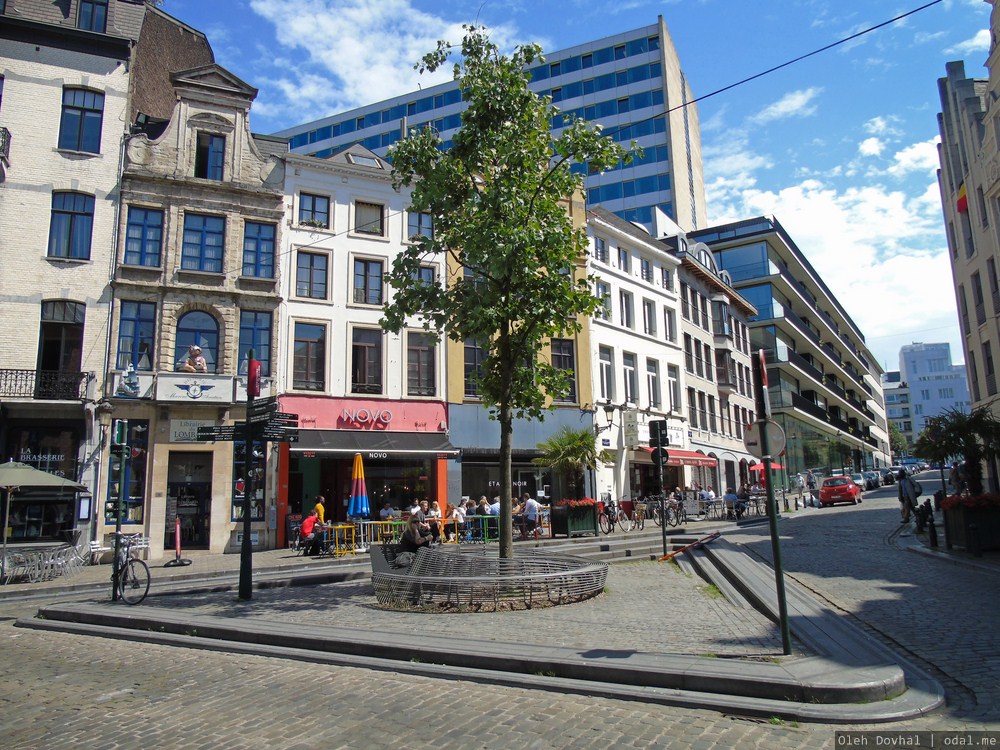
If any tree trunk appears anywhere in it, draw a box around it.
[498,327,514,559]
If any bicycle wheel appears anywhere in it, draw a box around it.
[634,507,645,531]
[667,505,680,527]
[650,502,662,527]
[617,511,632,534]
[598,512,613,535]
[119,558,150,604]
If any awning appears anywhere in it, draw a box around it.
[631,447,718,467]
[291,430,459,456]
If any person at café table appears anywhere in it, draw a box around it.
[416,499,441,544]
[300,510,325,556]
[447,501,466,542]
[379,502,396,520]
[399,516,431,553]
[476,496,490,515]
[521,493,542,536]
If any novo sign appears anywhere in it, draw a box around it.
[341,407,392,429]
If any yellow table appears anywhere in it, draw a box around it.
[324,524,356,557]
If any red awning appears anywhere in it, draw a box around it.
[635,447,718,467]
[749,462,784,471]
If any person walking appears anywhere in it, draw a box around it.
[898,470,920,523]
[806,470,818,508]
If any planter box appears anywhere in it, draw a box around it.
[549,504,598,538]
[943,506,1000,552]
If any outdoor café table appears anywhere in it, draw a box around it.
[323,524,356,557]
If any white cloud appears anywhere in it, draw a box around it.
[748,87,823,125]
[945,29,991,56]
[886,138,940,177]
[247,0,522,125]
[863,116,901,137]
[858,137,884,157]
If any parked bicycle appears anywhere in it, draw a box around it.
[614,497,642,533]
[598,497,620,535]
[114,532,150,604]
[666,492,688,527]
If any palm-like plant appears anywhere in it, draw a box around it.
[913,407,1000,495]
[533,427,611,500]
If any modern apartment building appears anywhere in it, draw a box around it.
[883,343,969,447]
[690,217,890,484]
[0,0,148,545]
[274,18,707,232]
[936,4,1000,494]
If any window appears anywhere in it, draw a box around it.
[599,346,614,402]
[700,296,710,330]
[354,201,384,235]
[594,237,608,263]
[551,339,576,402]
[407,332,436,396]
[296,251,328,299]
[664,309,677,342]
[618,247,630,272]
[408,211,434,240]
[640,258,652,282]
[239,310,272,377]
[48,192,94,259]
[660,267,673,291]
[293,322,326,390]
[697,391,708,430]
[680,283,690,319]
[703,343,713,381]
[595,281,610,320]
[667,365,680,412]
[117,301,155,371]
[174,311,218,372]
[708,395,717,432]
[619,290,634,329]
[464,337,488,397]
[242,221,275,278]
[78,0,108,32]
[623,352,637,404]
[59,88,104,153]
[353,258,383,305]
[181,214,225,273]
[646,359,661,408]
[352,328,383,394]
[124,207,163,267]
[412,265,436,286]
[299,193,329,228]
[194,133,225,180]
[687,387,697,425]
[684,334,694,373]
[642,299,656,335]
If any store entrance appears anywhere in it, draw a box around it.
[165,452,212,549]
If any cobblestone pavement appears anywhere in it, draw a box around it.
[1,475,998,748]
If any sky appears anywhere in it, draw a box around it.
[161,0,990,373]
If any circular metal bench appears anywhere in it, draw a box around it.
[370,545,608,612]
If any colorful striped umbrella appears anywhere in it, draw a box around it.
[347,452,370,520]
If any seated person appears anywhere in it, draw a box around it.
[398,516,432,554]
[475,496,490,516]
[416,499,440,543]
[447,502,467,542]
[176,344,208,373]
[300,511,325,555]
[722,488,743,520]
[487,496,501,516]
[522,494,542,536]
[379,502,396,520]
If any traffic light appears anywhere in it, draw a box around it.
[649,419,669,448]
[110,418,129,455]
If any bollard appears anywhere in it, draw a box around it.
[928,513,938,548]
[164,514,193,567]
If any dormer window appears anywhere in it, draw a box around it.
[79,0,108,33]
[195,133,225,180]
[347,153,382,169]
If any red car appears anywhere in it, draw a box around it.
[818,476,862,506]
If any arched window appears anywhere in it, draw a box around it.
[175,311,219,373]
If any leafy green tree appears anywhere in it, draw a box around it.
[888,421,908,459]
[533,427,612,500]
[382,26,631,557]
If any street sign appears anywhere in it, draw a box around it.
[196,426,245,442]
[262,429,299,443]
[272,412,297,421]
[651,447,669,466]
[743,420,786,460]
[247,396,278,415]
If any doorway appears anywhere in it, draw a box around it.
[165,452,213,549]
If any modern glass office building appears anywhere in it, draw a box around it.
[274,17,707,232]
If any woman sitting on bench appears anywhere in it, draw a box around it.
[399,516,432,553]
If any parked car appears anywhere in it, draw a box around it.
[880,468,896,485]
[850,473,867,492]
[862,471,881,490]
[819,476,863,506]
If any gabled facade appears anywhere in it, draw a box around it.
[102,62,286,557]
[275,144,453,541]
[0,0,147,545]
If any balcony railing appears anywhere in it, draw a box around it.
[0,127,10,164]
[0,369,90,400]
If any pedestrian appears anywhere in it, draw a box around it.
[898,470,920,523]
[806,470,818,507]
[312,494,326,524]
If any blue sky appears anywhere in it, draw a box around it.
[162,0,988,372]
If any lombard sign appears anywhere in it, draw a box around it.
[156,372,233,404]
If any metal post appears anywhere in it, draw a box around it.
[238,350,260,601]
[110,419,128,603]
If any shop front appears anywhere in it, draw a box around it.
[628,447,719,494]
[280,396,455,546]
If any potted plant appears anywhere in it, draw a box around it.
[549,497,599,538]
[534,427,609,538]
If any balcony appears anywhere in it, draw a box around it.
[0,369,91,400]
[715,360,738,395]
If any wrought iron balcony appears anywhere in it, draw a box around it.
[0,126,9,164]
[0,369,91,400]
